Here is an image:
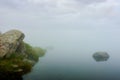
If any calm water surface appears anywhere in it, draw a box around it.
[23,29,120,80]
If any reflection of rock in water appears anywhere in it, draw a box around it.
[93,51,110,62]
[0,72,23,80]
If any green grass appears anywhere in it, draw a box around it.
[0,42,46,75]
[24,42,46,62]
[33,47,46,57]
[0,53,32,74]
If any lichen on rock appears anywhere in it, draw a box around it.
[0,30,25,58]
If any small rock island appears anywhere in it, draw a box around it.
[0,29,46,79]
[93,51,110,62]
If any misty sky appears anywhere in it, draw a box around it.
[0,0,119,32]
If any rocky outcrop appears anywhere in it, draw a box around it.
[0,30,25,58]
[93,51,110,62]
[0,29,46,78]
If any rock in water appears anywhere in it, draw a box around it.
[93,51,109,62]
[0,30,25,58]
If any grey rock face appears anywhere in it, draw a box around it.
[93,51,109,62]
[0,30,25,58]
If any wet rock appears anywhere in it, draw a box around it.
[0,30,25,58]
[93,51,109,62]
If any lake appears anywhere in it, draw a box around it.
[23,29,120,80]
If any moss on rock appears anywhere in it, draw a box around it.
[0,29,46,78]
[0,42,46,75]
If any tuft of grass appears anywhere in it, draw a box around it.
[33,47,46,57]
[24,42,46,62]
[0,42,46,75]
[0,53,32,74]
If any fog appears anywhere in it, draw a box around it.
[1,0,120,80]
[1,0,120,62]
[0,0,120,32]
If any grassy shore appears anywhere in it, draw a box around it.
[0,42,46,75]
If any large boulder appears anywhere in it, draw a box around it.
[93,51,110,62]
[0,30,25,58]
